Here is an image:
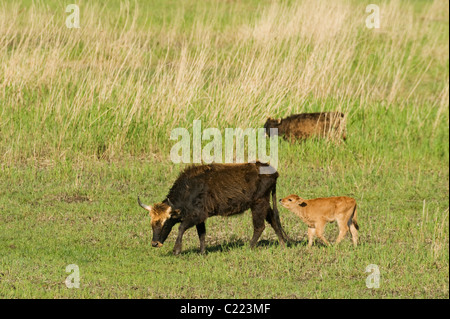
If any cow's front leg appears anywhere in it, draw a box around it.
[196,222,206,254]
[173,222,190,255]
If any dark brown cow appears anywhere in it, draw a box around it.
[138,162,288,255]
[264,112,346,141]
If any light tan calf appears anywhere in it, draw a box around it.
[280,194,359,247]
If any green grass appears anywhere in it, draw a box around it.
[0,0,448,298]
[0,141,448,298]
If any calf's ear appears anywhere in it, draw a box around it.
[298,202,307,207]
[170,208,181,218]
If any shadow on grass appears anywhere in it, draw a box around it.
[165,238,309,256]
[172,239,246,256]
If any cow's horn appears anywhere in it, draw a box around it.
[167,198,174,207]
[137,196,152,211]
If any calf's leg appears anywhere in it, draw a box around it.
[307,227,316,247]
[349,224,358,247]
[315,221,330,246]
[335,222,349,245]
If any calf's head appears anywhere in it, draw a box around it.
[138,197,181,248]
[280,194,307,210]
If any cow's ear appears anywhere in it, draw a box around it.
[298,202,307,207]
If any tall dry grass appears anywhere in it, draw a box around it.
[0,0,448,163]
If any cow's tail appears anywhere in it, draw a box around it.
[271,185,291,243]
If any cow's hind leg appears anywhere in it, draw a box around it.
[249,199,267,248]
[196,222,206,254]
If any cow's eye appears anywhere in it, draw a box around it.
[288,199,292,201]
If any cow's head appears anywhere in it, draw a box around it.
[264,117,282,137]
[138,196,181,248]
[280,194,307,209]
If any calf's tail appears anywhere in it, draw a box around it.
[350,203,359,230]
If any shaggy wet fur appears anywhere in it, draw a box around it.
[264,112,346,141]
[139,162,288,255]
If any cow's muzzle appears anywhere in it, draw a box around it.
[151,241,163,248]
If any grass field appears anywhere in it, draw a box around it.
[0,0,448,298]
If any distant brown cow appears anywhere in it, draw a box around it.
[280,194,359,247]
[264,112,346,141]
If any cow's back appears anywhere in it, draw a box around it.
[167,163,278,217]
[280,112,345,139]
